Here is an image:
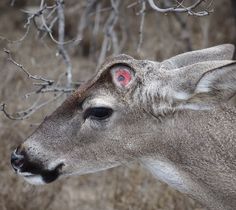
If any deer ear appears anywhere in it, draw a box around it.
[177,62,236,110]
[195,64,236,94]
[162,44,235,70]
[110,65,135,89]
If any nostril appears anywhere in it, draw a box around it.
[11,148,25,171]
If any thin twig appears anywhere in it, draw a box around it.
[40,87,75,93]
[3,49,54,85]
[90,2,101,59]
[1,94,62,120]
[56,0,72,88]
[164,0,192,51]
[147,0,211,16]
[137,0,146,53]
[111,30,119,54]
[89,6,113,16]
[97,0,120,67]
[76,0,97,41]
[127,1,139,8]
[10,0,16,6]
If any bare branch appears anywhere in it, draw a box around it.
[137,0,146,53]
[0,23,31,44]
[90,3,101,60]
[98,35,109,68]
[0,94,62,120]
[2,0,215,122]
[3,49,54,85]
[76,0,97,41]
[39,87,75,93]
[89,6,113,16]
[56,0,72,88]
[3,48,81,101]
[147,0,211,16]
[2,2,57,44]
[10,0,16,6]
[127,1,139,9]
[164,0,192,51]
[20,1,79,45]
[98,0,120,67]
[25,87,76,98]
[2,1,83,121]
[111,30,119,54]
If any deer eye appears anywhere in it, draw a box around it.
[83,107,113,121]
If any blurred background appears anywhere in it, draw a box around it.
[0,0,236,210]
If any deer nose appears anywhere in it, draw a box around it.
[11,147,26,171]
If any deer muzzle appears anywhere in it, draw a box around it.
[11,144,64,185]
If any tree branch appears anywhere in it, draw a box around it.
[56,0,72,88]
[97,0,120,67]
[4,49,54,85]
[147,0,211,16]
[137,0,146,53]
[0,94,62,120]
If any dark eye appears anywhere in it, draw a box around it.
[83,107,113,121]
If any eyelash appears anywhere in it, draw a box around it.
[83,107,113,121]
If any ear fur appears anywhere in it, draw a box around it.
[140,60,236,113]
[161,44,235,70]
[176,62,236,110]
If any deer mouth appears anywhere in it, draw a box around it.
[11,147,65,185]
[20,162,64,185]
[23,174,47,185]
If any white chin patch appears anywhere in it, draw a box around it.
[141,158,189,193]
[23,175,46,185]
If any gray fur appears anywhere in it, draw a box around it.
[14,44,236,210]
[161,44,235,70]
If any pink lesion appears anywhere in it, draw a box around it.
[115,69,132,87]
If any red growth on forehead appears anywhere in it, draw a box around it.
[115,68,132,87]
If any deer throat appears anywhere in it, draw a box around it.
[141,158,190,193]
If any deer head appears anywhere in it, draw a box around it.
[11,44,236,209]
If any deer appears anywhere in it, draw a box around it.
[11,44,236,210]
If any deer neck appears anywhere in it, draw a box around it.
[138,111,193,193]
[138,104,235,162]
[138,105,236,210]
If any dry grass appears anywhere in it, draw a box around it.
[0,1,235,210]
